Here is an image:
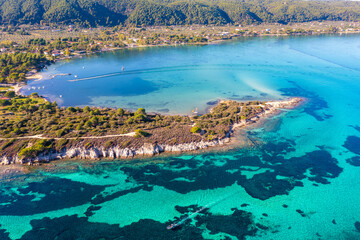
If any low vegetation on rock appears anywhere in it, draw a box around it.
[0,88,273,160]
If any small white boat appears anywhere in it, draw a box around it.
[38,87,41,90]
[74,75,78,78]
[42,86,45,89]
[59,95,62,98]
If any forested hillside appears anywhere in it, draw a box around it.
[0,0,360,26]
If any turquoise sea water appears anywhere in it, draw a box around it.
[2,34,360,239]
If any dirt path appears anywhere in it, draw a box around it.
[0,132,136,141]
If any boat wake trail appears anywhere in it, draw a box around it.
[68,65,201,82]
[167,190,241,230]
[289,46,360,73]
[67,64,271,82]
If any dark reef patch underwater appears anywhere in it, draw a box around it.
[15,207,260,240]
[355,221,360,232]
[0,225,10,240]
[279,81,331,122]
[346,156,360,167]
[343,136,360,155]
[120,143,342,200]
[0,138,344,239]
[0,178,107,216]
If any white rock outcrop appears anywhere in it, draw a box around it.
[0,137,230,165]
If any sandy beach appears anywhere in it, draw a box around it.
[26,73,43,80]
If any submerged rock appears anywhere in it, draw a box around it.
[346,156,360,167]
[355,221,360,232]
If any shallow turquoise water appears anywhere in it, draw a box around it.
[22,34,359,114]
[3,34,360,239]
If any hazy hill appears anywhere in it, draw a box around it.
[0,0,359,26]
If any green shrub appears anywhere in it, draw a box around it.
[135,129,150,137]
[104,140,113,148]
[30,92,39,98]
[190,126,201,133]
[84,121,92,128]
[90,109,101,115]
[134,114,147,123]
[91,116,99,125]
[122,140,131,148]
[4,91,15,98]
[83,106,90,112]
[208,130,215,135]
[12,128,22,134]
[56,129,66,137]
[126,117,134,124]
[19,139,53,159]
[55,139,68,150]
[27,105,38,112]
[0,99,11,106]
[207,135,214,141]
[136,108,146,115]
[84,142,92,149]
[117,108,125,116]
[0,139,15,150]
[67,107,76,113]
[18,148,37,158]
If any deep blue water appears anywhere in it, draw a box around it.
[2,34,360,239]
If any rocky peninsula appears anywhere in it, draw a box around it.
[0,94,303,165]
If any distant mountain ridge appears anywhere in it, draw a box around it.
[0,0,360,26]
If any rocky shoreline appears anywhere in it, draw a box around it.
[0,97,303,165]
[0,138,231,165]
